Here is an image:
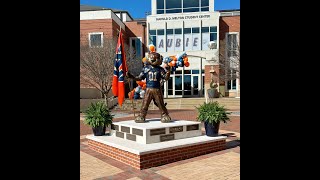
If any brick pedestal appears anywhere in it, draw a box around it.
[87,135,226,170]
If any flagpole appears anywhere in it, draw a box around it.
[119,27,135,117]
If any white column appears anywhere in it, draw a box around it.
[209,0,215,12]
[199,58,203,97]
[151,0,157,15]
[236,78,240,98]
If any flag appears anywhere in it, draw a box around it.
[112,32,127,107]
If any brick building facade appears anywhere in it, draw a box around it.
[80,3,240,99]
[80,5,147,99]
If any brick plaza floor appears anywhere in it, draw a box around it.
[80,109,240,180]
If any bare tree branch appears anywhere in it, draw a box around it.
[80,35,142,107]
[212,39,240,84]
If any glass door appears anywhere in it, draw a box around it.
[192,75,199,96]
[174,75,183,97]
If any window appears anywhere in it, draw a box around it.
[183,0,199,12]
[89,32,103,47]
[201,26,217,50]
[227,79,237,90]
[157,29,165,35]
[192,70,199,74]
[149,30,157,47]
[166,28,183,52]
[227,68,237,90]
[184,27,200,51]
[227,33,238,57]
[130,37,142,60]
[157,0,209,14]
[201,0,209,6]
[149,29,166,52]
[184,0,199,8]
[184,28,192,51]
[157,0,164,9]
[157,29,165,52]
[226,33,239,91]
[166,29,174,52]
[210,26,217,42]
[165,0,182,13]
[166,0,182,9]
[157,0,165,14]
[200,0,209,12]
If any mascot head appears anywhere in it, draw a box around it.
[147,52,163,66]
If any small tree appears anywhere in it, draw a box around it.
[213,39,240,87]
[80,35,142,107]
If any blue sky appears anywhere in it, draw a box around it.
[80,0,240,19]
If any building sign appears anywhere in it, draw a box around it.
[156,34,201,52]
[155,14,211,21]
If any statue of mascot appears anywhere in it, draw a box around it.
[126,52,172,123]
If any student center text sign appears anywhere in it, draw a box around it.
[155,14,211,21]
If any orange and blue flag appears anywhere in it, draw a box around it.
[112,32,127,107]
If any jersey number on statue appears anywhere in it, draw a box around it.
[148,71,158,81]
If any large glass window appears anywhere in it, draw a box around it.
[174,28,183,52]
[166,0,182,9]
[175,76,182,95]
[130,37,142,60]
[157,0,164,9]
[184,28,192,51]
[149,30,157,48]
[201,0,209,12]
[166,0,182,13]
[149,29,165,52]
[227,34,238,57]
[168,77,173,95]
[193,76,199,95]
[184,0,199,8]
[157,0,165,14]
[152,28,183,53]
[156,0,209,14]
[226,33,239,91]
[166,29,174,52]
[201,0,209,7]
[184,27,200,51]
[202,26,217,50]
[184,75,191,95]
[183,0,200,12]
[227,78,237,90]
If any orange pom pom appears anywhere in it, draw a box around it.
[142,84,146,90]
[149,44,156,52]
[171,61,176,66]
[184,61,190,67]
[183,57,188,62]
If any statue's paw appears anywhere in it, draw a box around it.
[135,116,146,123]
[161,114,172,123]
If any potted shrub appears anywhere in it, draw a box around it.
[84,101,114,136]
[207,80,218,98]
[196,101,230,137]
